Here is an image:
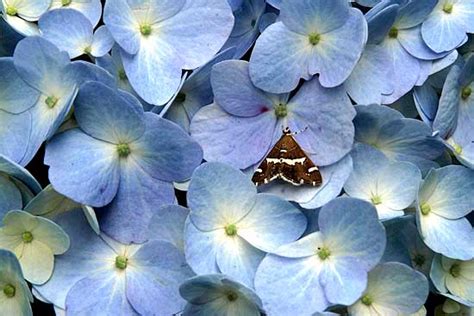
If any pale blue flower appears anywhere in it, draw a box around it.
[0,210,70,284]
[249,0,367,93]
[34,209,194,315]
[254,197,386,315]
[422,0,474,53]
[45,81,203,243]
[39,9,114,58]
[431,254,474,306]
[184,162,307,287]
[104,0,234,105]
[0,249,33,316]
[348,262,429,315]
[180,274,263,316]
[416,165,474,260]
[345,143,421,220]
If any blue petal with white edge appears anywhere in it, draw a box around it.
[0,174,22,219]
[44,129,121,207]
[0,155,41,194]
[187,162,257,231]
[39,9,93,59]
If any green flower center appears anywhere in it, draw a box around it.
[62,0,72,6]
[118,69,127,81]
[308,33,321,46]
[274,103,287,118]
[176,92,186,103]
[116,143,131,158]
[361,294,373,306]
[45,96,59,109]
[317,246,331,260]
[453,143,463,155]
[443,3,453,14]
[140,24,152,36]
[450,263,461,278]
[420,203,431,216]
[388,27,398,38]
[461,86,472,100]
[225,224,238,237]
[371,195,382,206]
[3,284,15,298]
[6,6,17,16]
[412,253,425,267]
[226,291,238,302]
[22,231,33,243]
[84,46,92,54]
[115,255,128,270]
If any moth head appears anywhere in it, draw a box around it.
[283,126,291,134]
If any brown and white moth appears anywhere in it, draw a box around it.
[252,127,323,187]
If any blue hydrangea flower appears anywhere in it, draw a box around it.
[104,0,234,105]
[422,0,474,53]
[161,47,236,132]
[0,18,22,57]
[48,0,102,27]
[191,60,355,204]
[24,184,100,235]
[179,274,263,316]
[1,0,50,36]
[0,249,33,316]
[34,209,194,315]
[344,144,421,220]
[39,9,114,59]
[0,210,70,284]
[254,197,386,315]
[9,36,106,165]
[0,154,41,218]
[184,162,307,287]
[416,165,474,260]
[45,81,203,243]
[221,0,275,59]
[431,254,474,305]
[367,0,452,104]
[249,0,367,93]
[348,262,429,315]
[354,104,445,174]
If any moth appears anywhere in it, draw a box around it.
[252,127,323,187]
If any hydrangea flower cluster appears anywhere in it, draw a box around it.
[0,0,473,315]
